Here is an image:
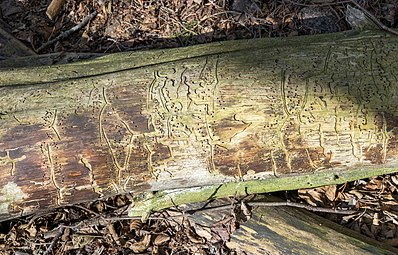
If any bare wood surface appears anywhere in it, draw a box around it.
[1,30,398,221]
[46,0,67,20]
[225,200,398,254]
[185,196,398,255]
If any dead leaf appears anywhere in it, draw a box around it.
[187,228,205,244]
[240,201,251,220]
[129,219,142,231]
[183,219,205,244]
[125,234,151,253]
[107,223,120,245]
[298,185,336,206]
[211,216,237,242]
[366,178,384,190]
[25,224,37,238]
[46,0,67,20]
[348,190,364,200]
[61,227,71,242]
[391,175,398,186]
[115,195,127,207]
[193,224,212,241]
[153,234,170,245]
[95,201,106,213]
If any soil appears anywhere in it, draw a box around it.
[1,0,398,254]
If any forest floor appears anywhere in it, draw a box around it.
[1,0,398,254]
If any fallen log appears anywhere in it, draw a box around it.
[1,29,398,222]
[186,196,398,255]
[227,198,398,254]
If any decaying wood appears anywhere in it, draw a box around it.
[46,0,67,20]
[1,30,398,222]
[185,196,398,254]
[225,199,398,254]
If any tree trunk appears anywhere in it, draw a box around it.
[1,30,398,222]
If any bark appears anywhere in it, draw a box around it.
[1,30,398,222]
[225,198,398,254]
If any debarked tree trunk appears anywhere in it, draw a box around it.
[1,30,398,222]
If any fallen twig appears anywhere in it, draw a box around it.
[248,201,359,215]
[349,1,398,36]
[37,11,97,53]
[43,224,65,255]
[184,201,359,215]
[285,0,352,7]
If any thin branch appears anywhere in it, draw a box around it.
[37,11,97,52]
[184,200,359,215]
[349,1,398,36]
[248,201,359,215]
[284,0,352,7]
[43,225,65,255]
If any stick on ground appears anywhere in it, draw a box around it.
[37,11,97,53]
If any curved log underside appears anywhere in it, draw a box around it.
[1,30,398,221]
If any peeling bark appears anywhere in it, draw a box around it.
[1,30,398,221]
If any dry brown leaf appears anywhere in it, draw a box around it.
[187,227,205,244]
[348,190,364,200]
[183,220,205,244]
[211,225,231,242]
[95,201,106,213]
[391,175,398,186]
[129,219,142,231]
[211,216,237,242]
[298,185,336,206]
[240,201,251,220]
[61,227,71,242]
[107,223,120,245]
[72,234,98,249]
[153,234,170,245]
[193,224,212,241]
[366,178,384,190]
[115,196,127,207]
[125,234,151,253]
[25,224,37,238]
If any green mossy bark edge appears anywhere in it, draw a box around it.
[129,165,398,218]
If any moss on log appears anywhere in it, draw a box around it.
[1,30,398,221]
[128,166,398,218]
